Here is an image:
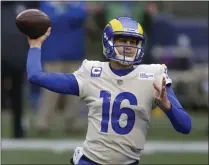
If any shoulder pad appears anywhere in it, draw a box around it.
[79,59,103,77]
[80,59,102,70]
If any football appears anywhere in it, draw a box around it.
[16,9,51,39]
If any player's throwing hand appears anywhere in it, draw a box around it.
[28,27,51,49]
[153,77,171,110]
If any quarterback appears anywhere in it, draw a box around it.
[27,17,192,165]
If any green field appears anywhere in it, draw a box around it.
[2,150,208,164]
[1,111,208,164]
[2,111,208,141]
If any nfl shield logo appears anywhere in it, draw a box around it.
[117,79,123,85]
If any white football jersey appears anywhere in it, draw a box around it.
[73,59,172,164]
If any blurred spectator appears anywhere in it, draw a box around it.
[138,2,159,64]
[84,2,105,61]
[1,1,39,138]
[37,1,88,134]
[29,84,41,111]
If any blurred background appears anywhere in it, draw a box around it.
[1,1,208,164]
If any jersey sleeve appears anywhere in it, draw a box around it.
[73,59,89,98]
[27,48,79,95]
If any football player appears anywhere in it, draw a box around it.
[27,17,192,165]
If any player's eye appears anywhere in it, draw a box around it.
[130,40,137,45]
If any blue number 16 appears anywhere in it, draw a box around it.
[100,90,137,135]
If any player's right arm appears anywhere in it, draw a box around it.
[27,27,82,96]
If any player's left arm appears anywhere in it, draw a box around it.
[165,85,192,134]
[153,65,192,134]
